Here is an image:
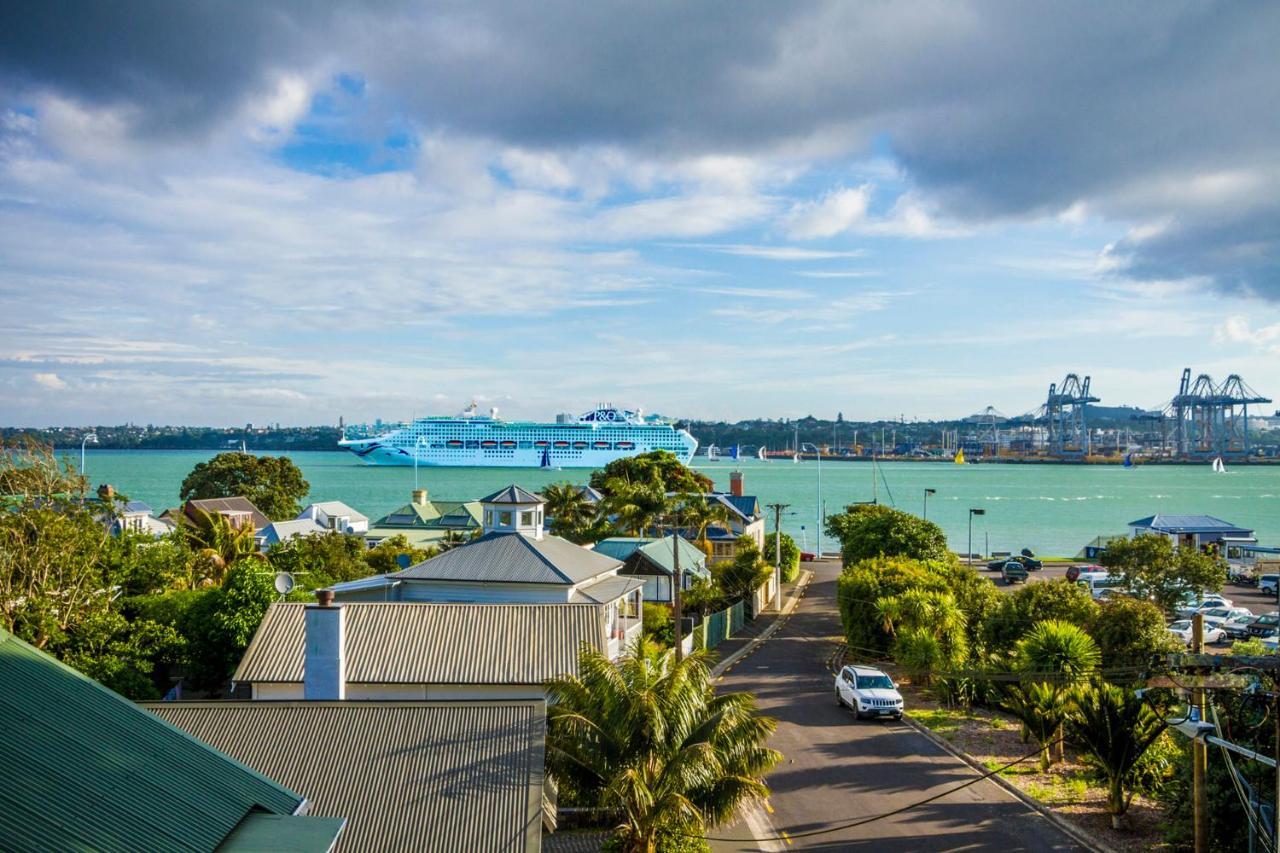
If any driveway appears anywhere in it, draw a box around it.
[711,559,1084,851]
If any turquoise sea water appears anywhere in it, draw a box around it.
[74,450,1280,557]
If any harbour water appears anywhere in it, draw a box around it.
[77,451,1280,557]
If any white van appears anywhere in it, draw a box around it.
[1259,574,1278,597]
[1076,572,1127,600]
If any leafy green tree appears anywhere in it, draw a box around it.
[1086,597,1179,671]
[982,579,1100,649]
[58,610,184,700]
[714,536,772,601]
[364,535,436,575]
[602,477,669,537]
[876,588,968,686]
[998,681,1070,772]
[542,481,603,543]
[642,602,674,648]
[545,643,780,852]
[0,504,110,650]
[179,452,310,520]
[176,507,264,586]
[1099,533,1227,616]
[0,437,86,499]
[836,556,952,655]
[824,504,949,566]
[674,493,730,559]
[179,564,277,690]
[589,450,713,495]
[267,531,374,589]
[102,530,193,596]
[1067,682,1168,828]
[764,531,800,583]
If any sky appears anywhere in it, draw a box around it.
[2,1,1280,427]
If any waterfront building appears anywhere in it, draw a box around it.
[1127,514,1256,552]
[148,697,548,852]
[1,627,344,851]
[363,489,482,548]
[594,534,710,603]
[297,500,369,534]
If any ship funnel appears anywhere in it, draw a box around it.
[490,407,499,418]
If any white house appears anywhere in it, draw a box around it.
[296,501,369,535]
[329,485,645,659]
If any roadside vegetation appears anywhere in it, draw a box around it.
[546,642,780,853]
[823,502,1265,850]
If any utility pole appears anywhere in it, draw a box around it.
[671,513,684,662]
[1192,613,1207,853]
[766,502,791,610]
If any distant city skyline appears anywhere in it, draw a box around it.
[3,3,1279,427]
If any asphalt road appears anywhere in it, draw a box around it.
[712,559,1083,852]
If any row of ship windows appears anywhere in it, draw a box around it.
[411,440,661,450]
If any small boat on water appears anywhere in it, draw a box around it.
[954,449,966,464]
[707,445,720,461]
[756,446,767,461]
[1212,457,1227,473]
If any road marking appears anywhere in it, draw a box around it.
[781,830,794,846]
[765,800,774,814]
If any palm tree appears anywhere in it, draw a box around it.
[602,477,669,537]
[998,681,1071,772]
[1067,682,1167,829]
[1014,620,1100,764]
[177,507,262,586]
[674,493,730,558]
[545,642,781,852]
[875,589,968,685]
[542,482,597,541]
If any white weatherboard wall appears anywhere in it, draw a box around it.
[303,604,345,700]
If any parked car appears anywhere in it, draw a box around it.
[1221,613,1260,640]
[1262,634,1279,653]
[834,665,904,720]
[986,554,1042,572]
[1247,612,1279,637]
[1199,606,1253,628]
[800,551,816,562]
[1167,619,1227,646]
[1176,595,1234,618]
[1000,560,1029,585]
[1259,574,1279,597]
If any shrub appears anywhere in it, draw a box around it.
[982,580,1100,650]
[1086,596,1179,672]
[824,504,949,566]
[836,556,951,655]
[764,531,800,583]
[643,602,674,647]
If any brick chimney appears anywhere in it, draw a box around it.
[97,483,115,501]
[412,489,429,506]
[304,589,345,700]
[730,471,744,497]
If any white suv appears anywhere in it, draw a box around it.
[834,665,904,720]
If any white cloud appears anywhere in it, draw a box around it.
[684,243,866,261]
[786,185,967,240]
[32,372,67,390]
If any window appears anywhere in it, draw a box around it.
[499,511,512,526]
[520,510,534,526]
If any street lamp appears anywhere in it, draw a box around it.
[80,432,98,476]
[923,488,937,520]
[802,443,823,557]
[968,508,985,566]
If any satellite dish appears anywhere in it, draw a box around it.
[274,572,296,595]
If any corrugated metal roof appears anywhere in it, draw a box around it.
[570,575,647,605]
[0,629,337,853]
[597,536,708,579]
[301,501,369,524]
[480,485,545,504]
[394,531,621,585]
[234,602,605,685]
[147,701,546,853]
[1129,514,1253,534]
[186,496,271,530]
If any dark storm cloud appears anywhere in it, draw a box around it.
[3,0,1278,296]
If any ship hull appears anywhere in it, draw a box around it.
[341,443,694,467]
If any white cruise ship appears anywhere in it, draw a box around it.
[338,403,698,467]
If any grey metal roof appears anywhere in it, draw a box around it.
[596,536,709,579]
[301,501,369,524]
[185,496,272,530]
[147,701,546,853]
[570,575,647,605]
[480,485,545,504]
[394,531,621,585]
[1128,514,1254,535]
[233,602,605,685]
[0,628,339,853]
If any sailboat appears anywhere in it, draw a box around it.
[1212,457,1227,473]
[540,447,552,469]
[1123,453,1134,468]
[954,448,965,464]
[730,445,740,461]
[756,446,767,461]
[707,444,720,461]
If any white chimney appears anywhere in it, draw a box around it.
[304,590,345,700]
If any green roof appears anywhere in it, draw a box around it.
[596,535,710,579]
[0,628,343,853]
